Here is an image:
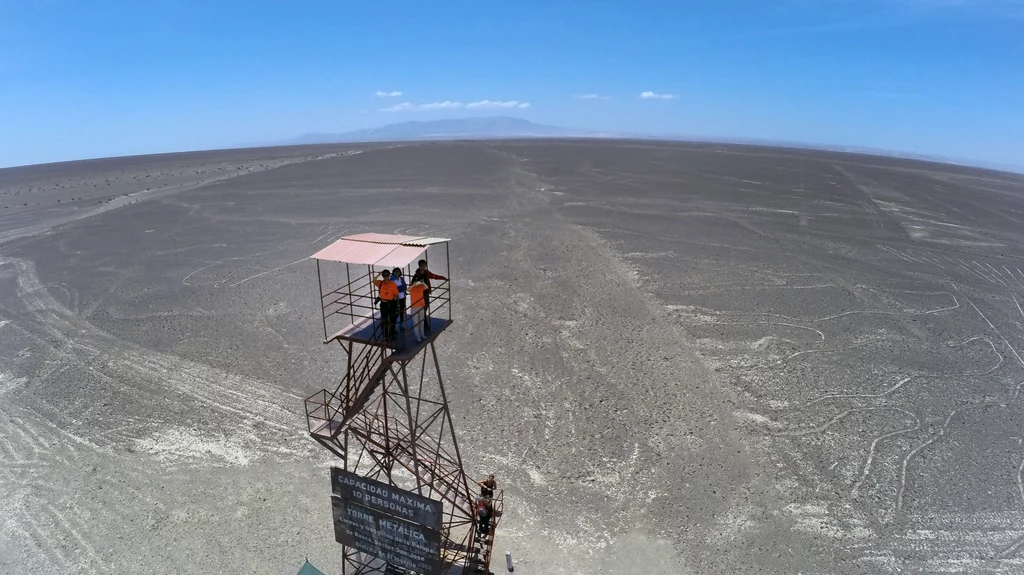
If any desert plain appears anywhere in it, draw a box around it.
[2,140,1024,574]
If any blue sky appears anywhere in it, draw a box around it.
[1,0,1022,168]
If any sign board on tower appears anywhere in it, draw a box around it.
[330,467,443,575]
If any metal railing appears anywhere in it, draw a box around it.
[318,269,451,345]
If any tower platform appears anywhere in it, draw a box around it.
[326,315,453,361]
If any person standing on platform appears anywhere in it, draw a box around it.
[391,267,407,331]
[417,259,447,292]
[408,272,429,343]
[416,259,447,335]
[374,270,400,343]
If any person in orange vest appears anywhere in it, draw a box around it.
[408,271,429,343]
[374,269,400,343]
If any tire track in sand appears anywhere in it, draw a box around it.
[0,256,318,573]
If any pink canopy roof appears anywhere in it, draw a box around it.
[310,233,450,267]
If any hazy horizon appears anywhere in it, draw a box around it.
[2,0,1022,169]
[4,116,1021,175]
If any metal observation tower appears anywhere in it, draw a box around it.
[303,233,502,575]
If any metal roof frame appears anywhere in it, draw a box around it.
[310,233,451,268]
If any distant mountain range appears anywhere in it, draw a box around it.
[245,116,612,147]
[240,116,1022,174]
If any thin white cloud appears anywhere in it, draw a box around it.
[381,99,530,112]
[640,91,677,100]
[465,100,530,109]
[574,94,611,100]
[373,91,403,98]
[418,101,463,110]
[380,101,463,112]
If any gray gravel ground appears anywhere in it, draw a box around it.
[1,140,1024,574]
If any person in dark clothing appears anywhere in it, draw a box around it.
[416,259,447,292]
[478,474,497,498]
[416,259,447,335]
[476,495,492,539]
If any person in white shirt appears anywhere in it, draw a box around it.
[391,267,407,331]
